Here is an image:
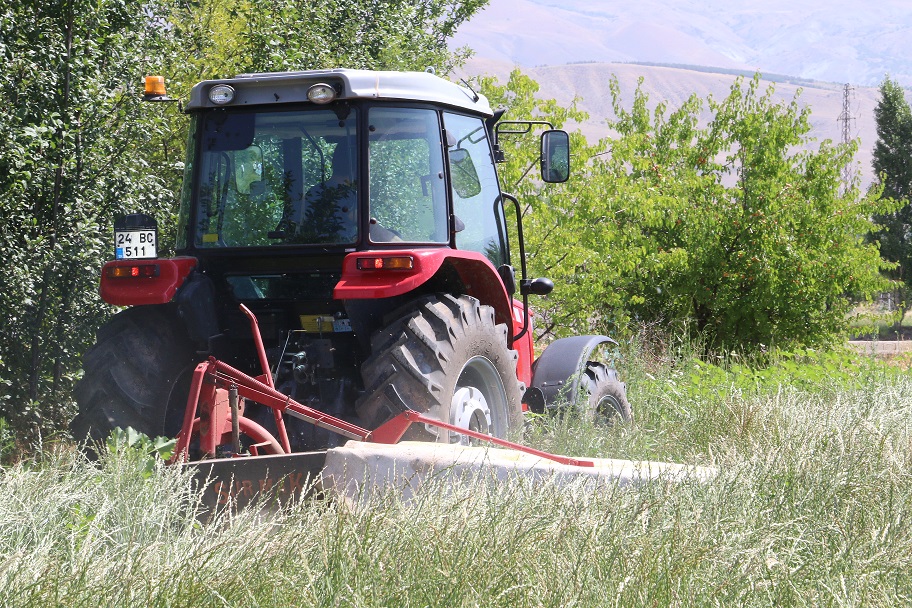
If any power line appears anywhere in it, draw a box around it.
[838,83,856,188]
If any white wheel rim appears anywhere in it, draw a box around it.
[445,355,506,443]
[450,386,492,445]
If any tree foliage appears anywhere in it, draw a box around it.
[165,0,485,86]
[482,71,892,351]
[870,76,912,320]
[0,0,182,435]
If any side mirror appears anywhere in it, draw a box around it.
[521,277,554,296]
[541,130,570,183]
[449,148,482,198]
[234,145,263,194]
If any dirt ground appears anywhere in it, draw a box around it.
[847,339,912,357]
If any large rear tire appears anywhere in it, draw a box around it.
[357,294,524,443]
[71,306,198,449]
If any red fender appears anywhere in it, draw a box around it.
[511,298,535,390]
[334,249,514,334]
[100,256,197,306]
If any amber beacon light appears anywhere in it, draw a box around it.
[143,75,172,102]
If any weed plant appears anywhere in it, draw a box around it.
[1,343,911,606]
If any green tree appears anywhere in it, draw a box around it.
[0,0,182,436]
[482,72,892,351]
[870,76,912,328]
[664,76,891,348]
[164,0,486,84]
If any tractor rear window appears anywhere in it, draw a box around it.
[367,107,448,244]
[192,107,359,247]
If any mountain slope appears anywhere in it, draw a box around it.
[457,59,880,186]
[451,0,912,87]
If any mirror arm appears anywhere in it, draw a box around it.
[495,120,555,141]
[493,120,556,163]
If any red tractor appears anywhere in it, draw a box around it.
[72,69,630,464]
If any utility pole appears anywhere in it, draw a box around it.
[838,83,856,189]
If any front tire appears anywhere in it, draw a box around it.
[71,306,198,449]
[582,362,633,423]
[357,294,523,443]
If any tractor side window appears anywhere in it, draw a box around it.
[368,107,448,243]
[194,108,358,247]
[443,112,508,266]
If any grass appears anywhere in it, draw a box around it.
[1,343,912,606]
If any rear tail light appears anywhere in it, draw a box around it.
[106,264,160,279]
[356,256,414,270]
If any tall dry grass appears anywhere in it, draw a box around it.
[1,344,911,606]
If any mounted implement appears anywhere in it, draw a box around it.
[72,69,631,502]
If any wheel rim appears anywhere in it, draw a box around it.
[450,387,491,445]
[595,394,623,420]
[448,356,507,444]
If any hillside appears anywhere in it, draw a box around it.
[451,0,912,87]
[458,59,881,186]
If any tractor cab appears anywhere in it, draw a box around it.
[149,70,566,358]
[175,69,565,260]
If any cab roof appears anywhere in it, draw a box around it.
[186,68,493,116]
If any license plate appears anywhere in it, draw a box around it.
[115,230,157,259]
